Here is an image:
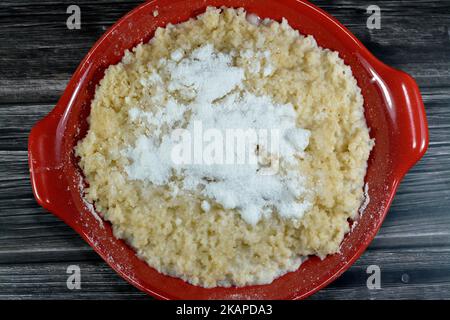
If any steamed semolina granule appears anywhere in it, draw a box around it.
[76,7,374,287]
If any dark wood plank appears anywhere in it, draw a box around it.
[0,250,449,300]
[0,0,449,299]
[0,1,449,103]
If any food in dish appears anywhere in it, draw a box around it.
[76,7,374,288]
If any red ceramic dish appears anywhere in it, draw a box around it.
[28,0,428,300]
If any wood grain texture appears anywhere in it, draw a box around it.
[0,0,449,300]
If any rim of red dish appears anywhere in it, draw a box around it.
[28,0,429,300]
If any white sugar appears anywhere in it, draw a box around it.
[124,44,312,224]
[165,44,245,104]
[359,183,370,215]
[201,200,211,212]
[246,13,261,26]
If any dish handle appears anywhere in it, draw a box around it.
[28,111,75,228]
[379,66,429,176]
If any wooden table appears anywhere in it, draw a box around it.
[0,0,449,299]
